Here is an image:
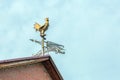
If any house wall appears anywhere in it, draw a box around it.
[0,63,52,80]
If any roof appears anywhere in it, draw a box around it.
[0,55,63,80]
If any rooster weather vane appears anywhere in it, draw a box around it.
[30,18,65,56]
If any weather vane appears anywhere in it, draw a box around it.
[30,18,65,56]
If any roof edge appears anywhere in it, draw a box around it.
[0,55,50,64]
[42,56,63,80]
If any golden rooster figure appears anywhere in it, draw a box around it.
[34,18,49,37]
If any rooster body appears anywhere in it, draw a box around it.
[34,18,49,37]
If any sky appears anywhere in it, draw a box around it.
[0,0,120,80]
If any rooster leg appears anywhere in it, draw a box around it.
[40,30,46,37]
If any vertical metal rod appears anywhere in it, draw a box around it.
[41,37,44,55]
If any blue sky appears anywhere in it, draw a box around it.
[0,0,120,80]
